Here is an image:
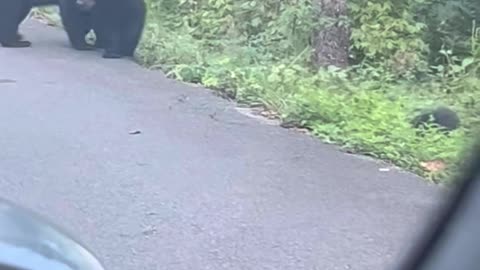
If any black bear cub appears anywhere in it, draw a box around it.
[76,0,146,58]
[0,0,37,48]
[58,0,103,50]
[412,106,460,133]
[0,0,59,48]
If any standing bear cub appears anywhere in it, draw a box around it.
[0,0,58,48]
[74,0,146,58]
[59,0,104,50]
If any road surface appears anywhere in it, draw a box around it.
[0,20,444,270]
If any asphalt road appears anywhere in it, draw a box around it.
[0,20,445,270]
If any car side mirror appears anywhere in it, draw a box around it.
[0,199,104,270]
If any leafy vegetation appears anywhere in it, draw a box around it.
[35,0,480,183]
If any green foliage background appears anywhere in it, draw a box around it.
[37,0,480,183]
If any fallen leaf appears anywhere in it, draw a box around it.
[259,110,279,119]
[129,130,142,135]
[293,127,310,134]
[142,225,157,236]
[0,79,16,84]
[176,94,188,103]
[420,160,446,173]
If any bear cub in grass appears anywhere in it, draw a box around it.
[412,106,460,133]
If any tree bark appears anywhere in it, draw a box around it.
[312,0,349,68]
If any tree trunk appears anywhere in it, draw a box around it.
[312,0,349,68]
